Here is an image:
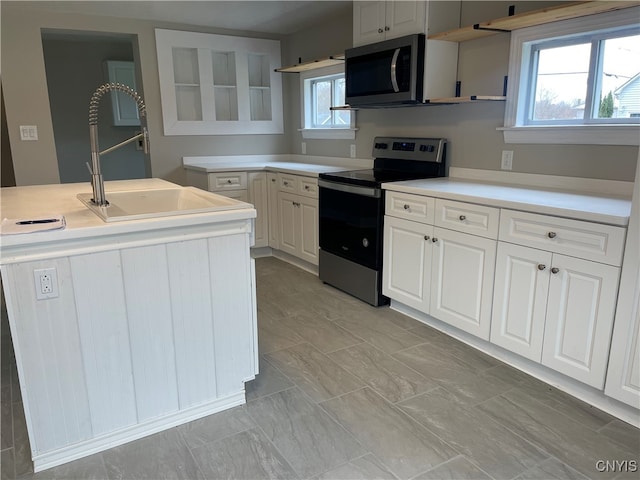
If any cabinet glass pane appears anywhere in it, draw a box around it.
[250,88,272,121]
[212,51,237,86]
[172,48,199,85]
[248,54,270,87]
[214,87,239,121]
[175,86,202,121]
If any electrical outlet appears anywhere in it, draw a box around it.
[501,150,514,170]
[350,144,356,158]
[33,268,58,300]
[301,142,306,154]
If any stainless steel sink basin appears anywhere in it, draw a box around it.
[77,187,249,222]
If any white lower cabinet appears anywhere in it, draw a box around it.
[267,173,280,249]
[248,172,268,248]
[278,191,319,265]
[430,227,496,340]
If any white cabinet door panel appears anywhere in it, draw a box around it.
[542,254,620,389]
[353,1,386,46]
[430,227,496,340]
[491,242,552,362]
[267,173,280,249]
[299,198,319,265]
[278,192,298,257]
[385,0,426,40]
[382,216,432,312]
[249,172,268,248]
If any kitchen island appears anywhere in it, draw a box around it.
[0,179,259,472]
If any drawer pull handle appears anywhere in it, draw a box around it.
[547,231,557,239]
[459,215,466,221]
[537,264,546,271]
[431,237,438,243]
[551,267,560,274]
[424,235,430,241]
[403,204,410,210]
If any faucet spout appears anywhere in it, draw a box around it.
[88,82,148,206]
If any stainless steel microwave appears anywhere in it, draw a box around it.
[345,34,425,106]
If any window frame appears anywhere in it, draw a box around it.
[299,64,356,140]
[501,7,640,145]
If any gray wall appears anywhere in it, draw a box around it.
[282,1,638,182]
[42,36,147,183]
[2,2,289,186]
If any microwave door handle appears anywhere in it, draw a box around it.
[390,48,400,92]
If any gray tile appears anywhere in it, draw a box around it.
[513,380,617,431]
[30,453,108,480]
[599,420,640,454]
[392,343,513,405]
[399,388,548,479]
[177,405,255,450]
[477,389,635,479]
[103,429,201,480]
[265,343,364,403]
[12,401,32,478]
[1,449,15,480]
[335,316,426,355]
[513,457,589,480]
[280,311,363,353]
[246,356,294,401]
[190,428,298,480]
[414,456,492,480]
[314,454,397,480]
[247,388,365,479]
[1,387,12,450]
[480,363,537,386]
[320,387,457,480]
[257,310,306,354]
[329,343,437,403]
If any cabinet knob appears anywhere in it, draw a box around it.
[459,215,466,221]
[271,178,276,182]
[227,179,232,184]
[403,204,410,210]
[304,185,310,190]
[378,28,383,33]
[384,26,390,31]
[551,267,560,274]
[284,181,289,186]
[431,237,438,243]
[547,231,557,239]
[424,235,430,241]
[537,264,546,271]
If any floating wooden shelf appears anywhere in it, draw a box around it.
[429,1,639,42]
[330,96,506,110]
[275,54,345,73]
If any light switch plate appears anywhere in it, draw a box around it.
[20,125,38,141]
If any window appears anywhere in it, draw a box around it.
[300,64,356,139]
[503,9,640,145]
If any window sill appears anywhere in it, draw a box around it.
[299,128,357,140]
[499,125,640,146]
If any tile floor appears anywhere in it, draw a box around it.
[1,257,638,479]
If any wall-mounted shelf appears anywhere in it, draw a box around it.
[275,54,345,73]
[330,96,506,110]
[429,1,639,42]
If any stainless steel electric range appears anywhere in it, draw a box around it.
[318,137,447,306]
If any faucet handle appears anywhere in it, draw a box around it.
[142,127,150,155]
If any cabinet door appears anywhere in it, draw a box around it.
[542,255,620,389]
[430,227,496,340]
[278,192,299,257]
[385,1,426,40]
[382,216,433,313]
[267,173,280,249]
[299,196,319,266]
[353,1,386,47]
[491,242,552,362]
[248,172,268,248]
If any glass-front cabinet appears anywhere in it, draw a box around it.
[155,29,283,135]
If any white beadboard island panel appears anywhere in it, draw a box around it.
[0,179,258,472]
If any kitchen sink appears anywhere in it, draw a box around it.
[77,187,249,222]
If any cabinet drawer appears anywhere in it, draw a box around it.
[216,189,249,202]
[385,192,435,224]
[208,172,248,191]
[499,210,626,266]
[299,178,318,198]
[278,174,299,193]
[435,199,499,239]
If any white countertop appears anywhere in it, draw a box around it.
[0,179,255,252]
[383,178,632,226]
[184,161,354,176]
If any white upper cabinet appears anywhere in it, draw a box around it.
[155,29,283,135]
[353,1,461,47]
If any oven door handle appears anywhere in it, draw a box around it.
[318,179,381,198]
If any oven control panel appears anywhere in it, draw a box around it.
[372,137,444,163]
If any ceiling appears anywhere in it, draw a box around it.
[21,1,353,36]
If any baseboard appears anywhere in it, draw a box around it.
[271,250,318,275]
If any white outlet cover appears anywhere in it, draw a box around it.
[33,267,59,300]
[501,150,513,170]
[350,144,356,158]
